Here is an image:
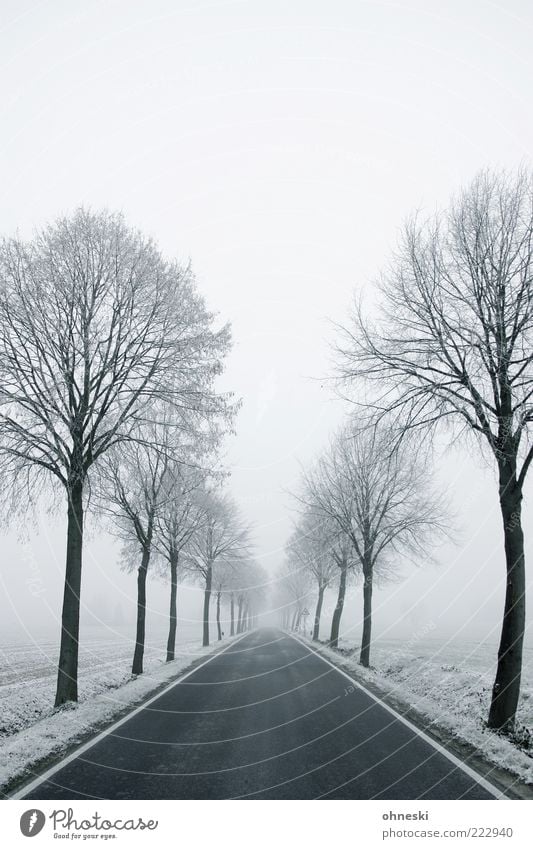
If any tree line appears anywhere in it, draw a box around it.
[0,208,265,708]
[278,425,445,657]
[279,169,533,738]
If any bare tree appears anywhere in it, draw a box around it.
[212,557,256,639]
[327,529,358,649]
[99,431,175,675]
[224,559,252,635]
[286,511,337,640]
[187,492,252,646]
[0,209,233,704]
[297,502,354,648]
[294,470,357,648]
[277,559,313,633]
[335,169,533,730]
[302,425,445,665]
[154,465,207,661]
[231,560,268,632]
[212,560,235,641]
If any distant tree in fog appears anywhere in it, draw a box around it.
[277,559,312,634]
[212,560,235,641]
[223,559,250,636]
[289,491,354,648]
[232,560,269,633]
[186,492,252,646]
[154,464,207,661]
[301,424,445,665]
[286,511,336,641]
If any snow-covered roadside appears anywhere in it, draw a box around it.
[0,630,203,738]
[0,635,240,795]
[295,634,533,787]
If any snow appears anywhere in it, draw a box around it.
[303,634,533,786]
[0,627,238,795]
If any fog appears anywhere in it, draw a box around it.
[0,0,532,653]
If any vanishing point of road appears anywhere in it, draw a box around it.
[18,629,500,800]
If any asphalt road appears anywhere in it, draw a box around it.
[21,629,497,799]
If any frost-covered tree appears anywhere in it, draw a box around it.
[232,560,268,633]
[154,464,207,661]
[187,493,252,646]
[286,511,337,640]
[103,444,167,674]
[302,425,445,664]
[277,559,313,633]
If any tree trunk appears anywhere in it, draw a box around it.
[166,550,178,662]
[132,541,151,675]
[230,593,235,636]
[237,595,244,633]
[487,461,526,732]
[359,566,373,667]
[202,563,212,647]
[216,590,222,641]
[313,584,325,641]
[330,556,347,649]
[55,478,84,706]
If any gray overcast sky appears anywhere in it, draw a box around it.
[1,0,533,647]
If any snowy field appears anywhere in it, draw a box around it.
[0,621,208,738]
[364,636,533,742]
[314,635,533,785]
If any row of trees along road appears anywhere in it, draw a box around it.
[281,169,533,736]
[331,168,533,735]
[0,208,259,706]
[281,424,446,659]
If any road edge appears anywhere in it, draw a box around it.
[287,631,509,801]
